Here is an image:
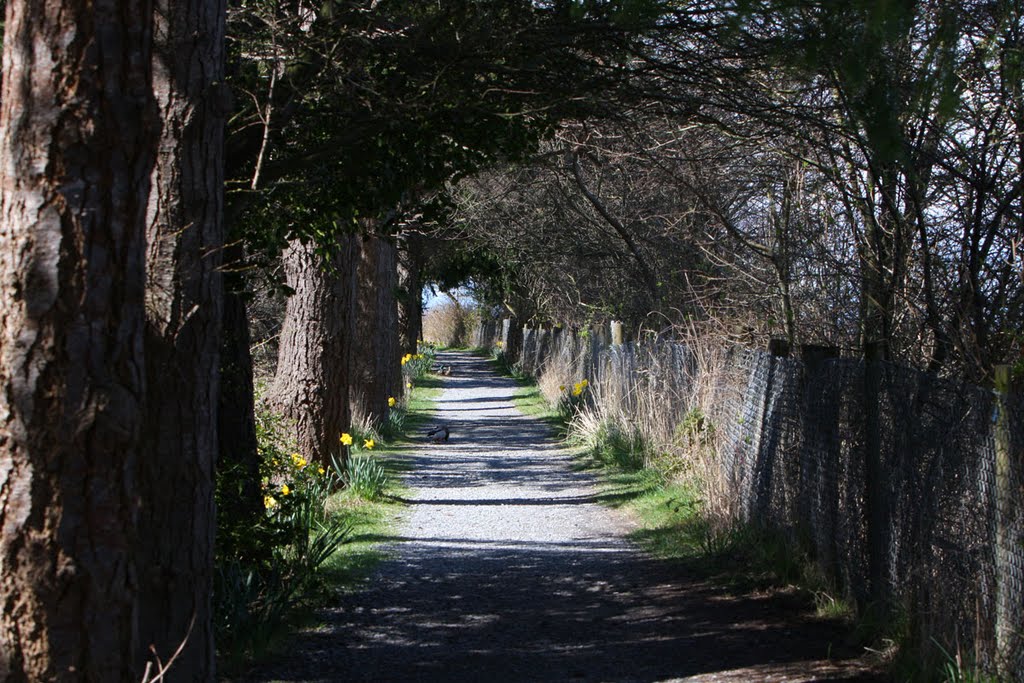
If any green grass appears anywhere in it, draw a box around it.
[510,383,566,432]
[217,378,441,676]
[406,378,443,416]
[319,483,405,588]
[321,376,442,587]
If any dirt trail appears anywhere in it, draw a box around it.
[238,351,882,682]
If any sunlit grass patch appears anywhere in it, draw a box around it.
[318,482,405,589]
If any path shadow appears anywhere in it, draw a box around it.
[238,537,880,682]
[232,352,884,683]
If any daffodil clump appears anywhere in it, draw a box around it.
[260,449,332,515]
[557,378,591,421]
[331,430,389,501]
[215,401,352,660]
[490,338,508,364]
[401,343,436,384]
[383,394,407,436]
[339,428,377,454]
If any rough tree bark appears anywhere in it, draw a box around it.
[353,235,402,422]
[397,233,424,356]
[268,238,359,465]
[0,1,157,679]
[135,0,226,675]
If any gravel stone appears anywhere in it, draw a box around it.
[234,352,883,682]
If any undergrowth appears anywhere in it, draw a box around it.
[489,357,869,647]
[215,359,441,674]
[484,340,1001,681]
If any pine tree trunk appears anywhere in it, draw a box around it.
[353,236,402,422]
[268,238,359,466]
[0,1,157,679]
[397,233,424,355]
[136,0,226,675]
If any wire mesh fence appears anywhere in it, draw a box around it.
[475,321,1024,677]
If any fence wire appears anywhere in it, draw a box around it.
[478,322,1024,678]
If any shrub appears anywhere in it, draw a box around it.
[214,399,351,663]
[570,409,649,471]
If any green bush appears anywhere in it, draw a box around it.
[214,400,351,664]
[571,414,648,472]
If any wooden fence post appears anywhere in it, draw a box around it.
[800,344,838,370]
[768,338,790,357]
[863,340,887,607]
[610,320,624,346]
[994,365,1023,674]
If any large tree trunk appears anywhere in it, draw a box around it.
[353,235,402,422]
[0,1,157,679]
[268,238,359,466]
[397,233,424,356]
[137,0,226,676]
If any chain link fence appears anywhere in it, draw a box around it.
[476,321,1024,678]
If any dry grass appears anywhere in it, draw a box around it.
[348,396,383,441]
[537,344,581,405]
[423,301,475,348]
[533,327,737,534]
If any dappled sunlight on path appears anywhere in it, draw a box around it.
[235,352,882,683]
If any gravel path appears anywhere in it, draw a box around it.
[238,352,882,682]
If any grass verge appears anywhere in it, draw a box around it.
[479,348,989,680]
[318,374,442,587]
[217,375,442,677]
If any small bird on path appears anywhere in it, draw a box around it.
[426,425,450,443]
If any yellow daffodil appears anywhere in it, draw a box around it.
[264,495,277,509]
[363,438,375,450]
[406,382,413,389]
[340,432,353,446]
[580,379,589,387]
[318,466,325,475]
[388,396,397,407]
[572,386,583,397]
[280,484,290,496]
[290,453,306,468]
